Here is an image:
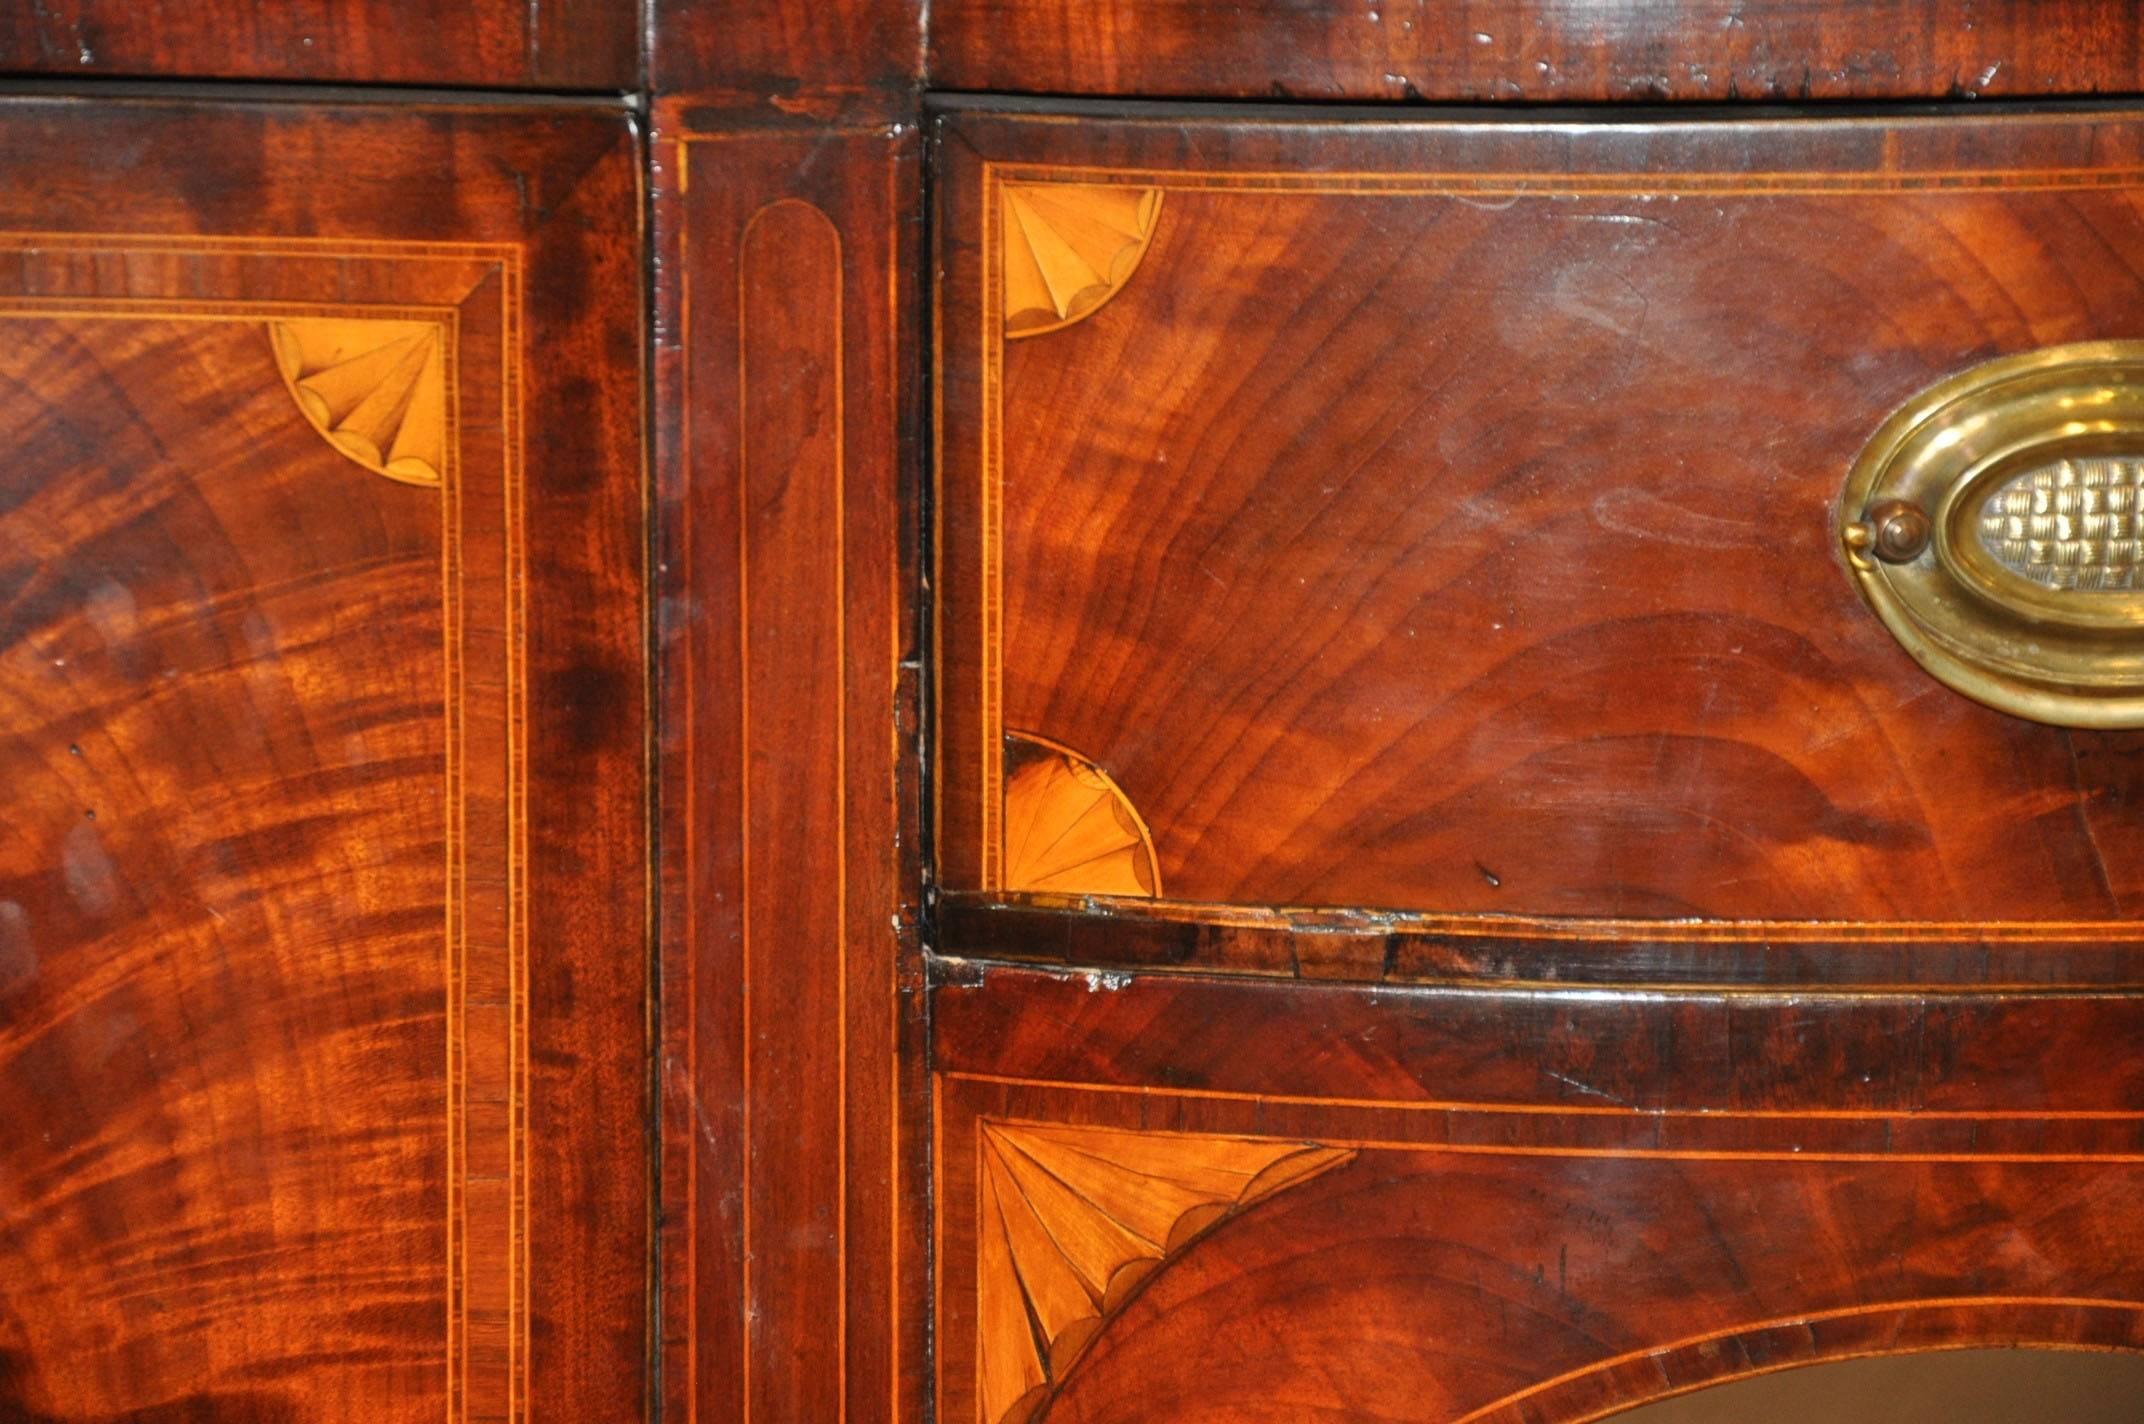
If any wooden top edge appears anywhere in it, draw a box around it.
[925,0,2144,109]
[926,93,2144,124]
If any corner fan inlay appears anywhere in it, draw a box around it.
[1002,733,1161,897]
[1840,342,2144,727]
[978,1120,1353,1424]
[1001,183,1162,338]
[269,319,446,486]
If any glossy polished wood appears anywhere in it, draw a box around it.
[933,963,2144,1115]
[936,104,2144,930]
[930,0,2144,103]
[651,105,929,1424]
[24,6,2144,1424]
[0,0,637,89]
[936,965,2144,1424]
[0,95,645,1421]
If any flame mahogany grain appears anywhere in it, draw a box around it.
[0,96,645,1421]
[18,4,2133,1422]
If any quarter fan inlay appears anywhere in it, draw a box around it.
[1000,183,1163,338]
[977,1120,1354,1424]
[1002,733,1160,897]
[268,318,447,487]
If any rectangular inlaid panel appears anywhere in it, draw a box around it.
[934,965,2144,1424]
[935,106,2144,943]
[0,100,645,1422]
[0,240,521,1424]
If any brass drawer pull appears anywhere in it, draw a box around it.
[1839,342,2144,728]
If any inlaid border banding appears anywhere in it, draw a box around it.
[0,232,527,1424]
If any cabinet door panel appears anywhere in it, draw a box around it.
[0,98,644,1422]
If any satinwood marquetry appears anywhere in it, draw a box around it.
[268,318,449,487]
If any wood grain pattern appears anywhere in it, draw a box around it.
[935,975,2144,1423]
[739,194,848,1424]
[1,296,473,1421]
[933,963,2144,1117]
[0,0,636,90]
[652,0,922,113]
[928,0,2144,104]
[936,105,2144,930]
[0,98,645,1422]
[654,110,927,1424]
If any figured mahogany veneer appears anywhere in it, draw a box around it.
[936,104,2144,938]
[651,0,924,110]
[12,1,2144,1422]
[0,97,645,1421]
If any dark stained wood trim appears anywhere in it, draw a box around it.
[0,0,639,91]
[928,0,2144,106]
[939,892,2144,990]
[516,107,650,1424]
[651,0,923,115]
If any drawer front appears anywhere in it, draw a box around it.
[932,966,2144,1424]
[934,105,2144,932]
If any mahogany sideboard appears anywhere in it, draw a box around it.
[4,3,2144,1421]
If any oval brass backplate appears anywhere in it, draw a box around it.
[1840,342,2144,728]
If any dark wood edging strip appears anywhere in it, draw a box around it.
[936,892,2144,990]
